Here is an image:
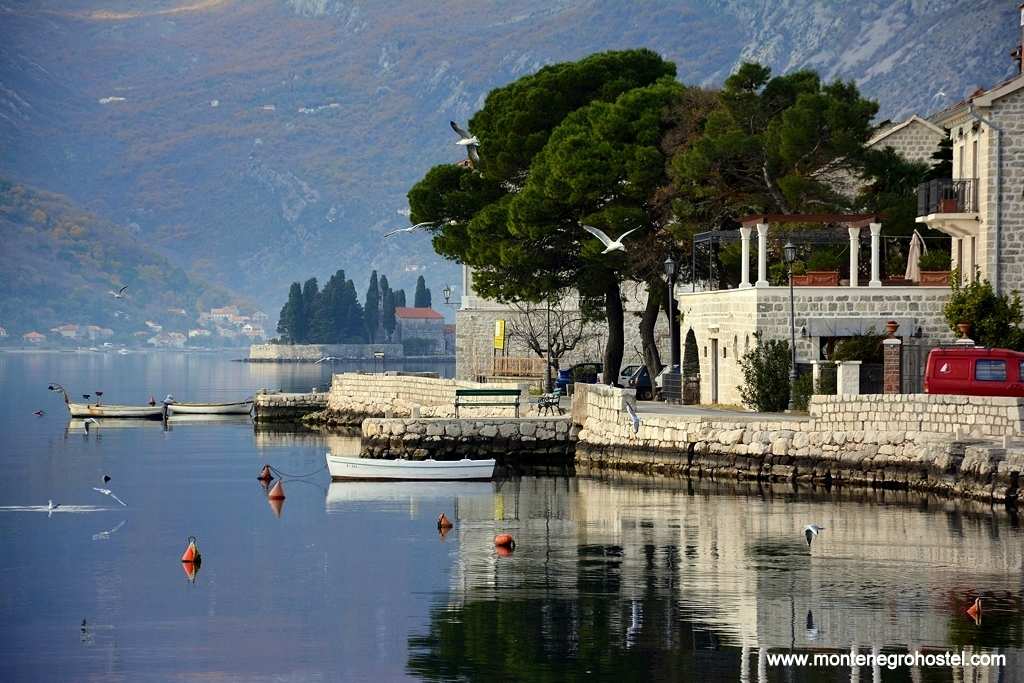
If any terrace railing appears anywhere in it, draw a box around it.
[492,356,547,377]
[916,178,977,216]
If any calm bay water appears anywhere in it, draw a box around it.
[0,351,1022,681]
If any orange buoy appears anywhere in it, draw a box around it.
[268,496,284,518]
[268,480,286,500]
[438,526,451,541]
[966,597,982,623]
[437,513,453,530]
[181,536,201,563]
[257,464,274,482]
[181,560,200,583]
[494,533,515,548]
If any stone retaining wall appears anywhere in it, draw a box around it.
[253,391,328,422]
[249,343,403,361]
[573,385,1023,505]
[361,417,573,465]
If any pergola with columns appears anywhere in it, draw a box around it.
[735,213,885,289]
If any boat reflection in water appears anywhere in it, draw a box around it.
[404,472,1024,681]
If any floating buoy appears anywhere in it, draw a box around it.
[257,464,274,482]
[437,513,453,530]
[494,533,515,548]
[438,526,451,541]
[181,560,200,583]
[268,496,284,518]
[268,480,286,500]
[181,536,201,563]
[966,597,982,623]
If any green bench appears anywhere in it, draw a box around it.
[454,388,521,418]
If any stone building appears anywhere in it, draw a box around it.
[866,115,947,165]
[395,307,446,355]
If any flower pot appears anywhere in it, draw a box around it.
[919,270,950,286]
[794,271,840,286]
[885,320,899,337]
[956,322,972,338]
[884,277,913,286]
[939,198,960,213]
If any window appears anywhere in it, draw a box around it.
[975,359,1006,381]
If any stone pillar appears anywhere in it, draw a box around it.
[755,223,769,288]
[739,226,753,288]
[836,360,862,396]
[460,265,471,309]
[848,226,860,287]
[810,360,823,392]
[963,236,975,283]
[883,338,902,394]
[951,237,961,271]
[868,222,882,287]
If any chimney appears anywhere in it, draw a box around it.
[1016,3,1024,73]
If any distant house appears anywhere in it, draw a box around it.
[166,307,188,316]
[188,328,212,338]
[394,307,446,355]
[209,306,239,321]
[50,323,79,339]
[84,325,114,340]
[0,326,8,338]
[23,331,45,344]
[241,324,265,339]
[145,320,163,332]
[251,311,269,324]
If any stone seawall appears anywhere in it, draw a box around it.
[249,343,403,361]
[574,385,1023,505]
[361,417,574,465]
[253,391,328,423]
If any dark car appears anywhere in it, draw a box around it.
[628,364,665,400]
[555,362,603,393]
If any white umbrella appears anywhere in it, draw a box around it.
[904,230,927,282]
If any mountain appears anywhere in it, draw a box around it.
[0,178,245,340]
[0,1,1015,317]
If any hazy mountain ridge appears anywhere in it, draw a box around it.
[0,0,1014,323]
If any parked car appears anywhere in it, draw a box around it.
[555,362,603,393]
[619,365,640,385]
[925,346,1024,396]
[627,364,665,401]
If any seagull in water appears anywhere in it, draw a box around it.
[83,418,99,434]
[583,225,642,254]
[34,410,44,416]
[108,285,128,299]
[804,524,825,546]
[93,487,127,507]
[102,474,111,484]
[384,221,435,238]
[450,121,480,166]
[48,500,59,517]
[625,401,641,435]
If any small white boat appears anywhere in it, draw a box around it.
[166,400,253,415]
[68,403,165,419]
[327,453,496,481]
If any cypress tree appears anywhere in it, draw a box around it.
[342,278,365,342]
[364,271,380,343]
[380,275,397,340]
[300,278,319,344]
[277,281,305,344]
[394,289,406,308]
[414,276,431,308]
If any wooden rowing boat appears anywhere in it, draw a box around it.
[326,453,496,481]
[68,403,165,419]
[165,400,253,415]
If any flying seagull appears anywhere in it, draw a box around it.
[625,401,641,435]
[450,120,480,166]
[804,524,825,546]
[583,225,642,254]
[314,356,341,364]
[34,410,44,417]
[108,285,128,299]
[83,417,99,434]
[384,221,435,238]
[93,487,127,507]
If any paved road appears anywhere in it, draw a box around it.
[550,396,809,422]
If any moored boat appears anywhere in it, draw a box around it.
[327,453,496,481]
[68,403,165,419]
[166,400,253,415]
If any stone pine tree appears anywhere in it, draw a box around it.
[414,276,432,308]
[276,281,306,344]
[380,275,397,340]
[364,271,380,343]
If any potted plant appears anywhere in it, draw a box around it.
[795,248,842,286]
[918,249,952,286]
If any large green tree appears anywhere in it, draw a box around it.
[276,281,305,344]
[364,271,380,343]
[413,275,432,308]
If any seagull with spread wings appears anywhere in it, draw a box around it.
[384,221,435,238]
[804,524,825,546]
[93,487,127,507]
[583,225,642,254]
[108,285,128,299]
[450,121,480,166]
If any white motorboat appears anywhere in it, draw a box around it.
[327,453,496,481]
[165,400,253,415]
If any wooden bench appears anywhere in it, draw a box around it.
[454,388,521,418]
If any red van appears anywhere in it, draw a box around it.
[924,346,1024,396]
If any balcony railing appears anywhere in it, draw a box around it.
[917,178,977,216]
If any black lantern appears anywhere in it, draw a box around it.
[442,284,452,304]
[783,241,797,265]
[664,255,676,278]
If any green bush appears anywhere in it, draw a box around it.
[832,330,885,363]
[805,247,844,271]
[769,260,805,286]
[944,275,1024,349]
[791,371,814,411]
[918,249,951,271]
[737,333,791,412]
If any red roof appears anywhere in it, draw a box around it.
[395,307,444,320]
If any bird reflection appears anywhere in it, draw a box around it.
[92,520,126,541]
[805,610,820,641]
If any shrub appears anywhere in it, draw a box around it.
[791,371,814,411]
[832,330,885,363]
[918,249,951,271]
[944,275,1024,350]
[737,333,791,412]
[805,247,844,271]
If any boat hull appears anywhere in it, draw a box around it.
[167,401,253,415]
[327,454,496,481]
[68,403,165,419]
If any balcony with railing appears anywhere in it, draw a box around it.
[916,178,977,216]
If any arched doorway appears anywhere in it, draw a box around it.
[682,329,700,405]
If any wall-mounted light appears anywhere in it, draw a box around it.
[912,325,924,339]
[800,326,807,338]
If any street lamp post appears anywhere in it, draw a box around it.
[545,295,552,393]
[663,255,681,403]
[441,284,456,356]
[783,241,798,411]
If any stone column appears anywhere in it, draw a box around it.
[883,338,902,394]
[963,236,975,283]
[848,226,860,287]
[869,222,882,287]
[836,360,862,396]
[755,223,769,288]
[461,265,471,309]
[739,226,753,288]
[951,237,961,271]
[810,360,822,392]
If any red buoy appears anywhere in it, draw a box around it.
[181,536,201,563]
[966,597,982,624]
[181,560,199,583]
[437,513,453,530]
[268,480,286,500]
[257,464,273,482]
[494,533,515,548]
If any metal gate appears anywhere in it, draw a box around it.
[901,339,936,394]
[859,363,884,394]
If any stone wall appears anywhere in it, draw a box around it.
[572,384,1023,505]
[360,416,573,464]
[993,86,1024,295]
[678,286,951,405]
[249,343,403,361]
[320,372,527,425]
[872,119,945,165]
[253,391,328,422]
